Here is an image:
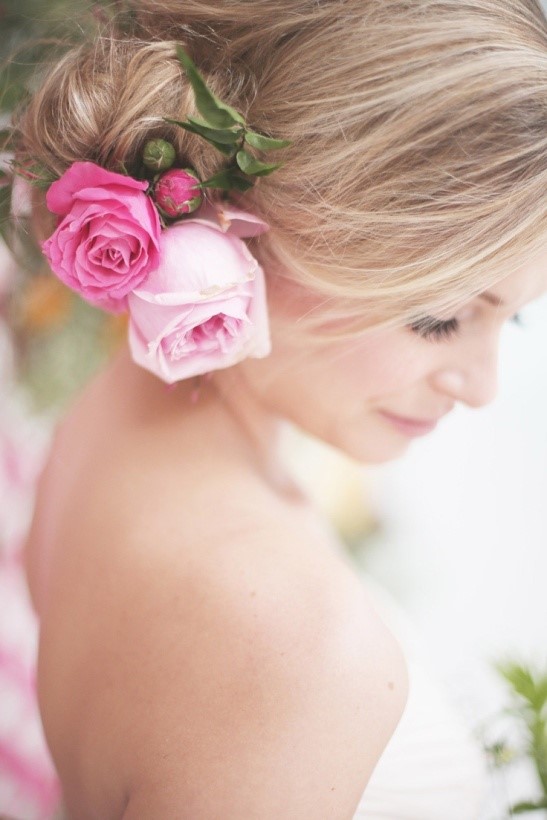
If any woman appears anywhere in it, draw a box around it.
[14,0,547,817]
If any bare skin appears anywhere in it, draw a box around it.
[24,251,547,816]
[24,343,408,818]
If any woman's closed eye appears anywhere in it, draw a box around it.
[409,312,523,342]
[409,316,460,341]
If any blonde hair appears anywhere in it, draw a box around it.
[14,0,547,339]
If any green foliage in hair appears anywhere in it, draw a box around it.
[167,45,291,192]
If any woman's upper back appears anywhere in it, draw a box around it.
[24,346,409,818]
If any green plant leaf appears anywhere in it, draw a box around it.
[12,161,57,190]
[0,129,14,151]
[200,169,254,192]
[236,150,281,177]
[164,121,233,156]
[494,660,547,802]
[498,662,547,713]
[510,799,547,814]
[163,117,241,157]
[250,163,282,177]
[0,181,13,251]
[244,131,292,151]
[175,45,245,130]
[186,117,243,145]
[0,80,29,113]
[164,116,242,146]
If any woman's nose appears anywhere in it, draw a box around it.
[431,341,500,409]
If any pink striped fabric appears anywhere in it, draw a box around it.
[0,324,63,819]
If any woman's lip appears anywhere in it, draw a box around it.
[378,410,440,437]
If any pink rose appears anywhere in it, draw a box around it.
[127,209,271,383]
[41,162,161,314]
[154,168,203,218]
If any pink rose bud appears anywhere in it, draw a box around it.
[154,168,203,218]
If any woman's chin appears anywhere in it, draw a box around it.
[335,433,412,465]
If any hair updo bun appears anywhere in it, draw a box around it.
[14,0,547,339]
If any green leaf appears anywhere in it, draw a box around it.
[163,117,238,156]
[498,662,547,713]
[0,81,29,113]
[200,169,255,192]
[175,45,245,130]
[12,161,57,190]
[250,163,282,177]
[164,117,242,146]
[0,181,13,251]
[177,124,234,156]
[187,117,243,145]
[236,150,281,177]
[510,799,547,814]
[244,131,292,151]
[0,129,14,151]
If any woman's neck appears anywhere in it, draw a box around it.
[108,343,305,504]
[209,365,306,503]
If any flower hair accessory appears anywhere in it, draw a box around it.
[36,47,291,385]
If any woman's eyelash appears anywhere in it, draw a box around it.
[409,316,460,341]
[409,312,523,341]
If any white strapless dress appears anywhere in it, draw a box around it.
[353,576,489,819]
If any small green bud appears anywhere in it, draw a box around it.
[143,139,176,172]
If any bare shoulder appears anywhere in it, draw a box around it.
[125,525,407,819]
[32,352,408,817]
[38,449,408,818]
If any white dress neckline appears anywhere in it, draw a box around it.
[353,576,489,819]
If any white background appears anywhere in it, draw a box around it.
[360,293,547,814]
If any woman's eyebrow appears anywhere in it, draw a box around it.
[478,291,505,308]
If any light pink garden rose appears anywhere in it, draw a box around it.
[42,162,161,314]
[128,207,271,383]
